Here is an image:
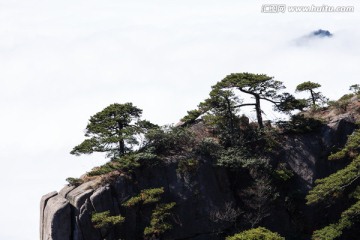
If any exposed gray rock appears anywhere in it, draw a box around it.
[66,180,96,209]
[90,185,113,213]
[40,191,58,240]
[282,134,321,190]
[59,185,75,198]
[42,194,71,240]
[76,199,101,240]
[40,114,358,240]
[327,116,356,148]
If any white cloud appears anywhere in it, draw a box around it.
[0,0,359,239]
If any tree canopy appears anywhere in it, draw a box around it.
[349,84,360,95]
[295,81,327,106]
[212,73,285,128]
[70,103,157,159]
[182,72,306,131]
[201,89,242,145]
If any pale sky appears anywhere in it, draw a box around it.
[0,1,359,239]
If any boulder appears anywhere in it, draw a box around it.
[41,193,71,240]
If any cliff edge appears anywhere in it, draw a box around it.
[40,97,360,240]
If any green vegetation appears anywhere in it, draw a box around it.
[182,72,305,131]
[276,93,307,113]
[216,147,265,169]
[306,129,360,239]
[201,89,242,146]
[65,177,83,186]
[273,163,294,182]
[296,81,327,107]
[328,129,360,161]
[194,137,222,157]
[68,72,360,239]
[122,187,164,207]
[307,130,360,204]
[276,114,323,133]
[144,126,195,155]
[328,93,355,113]
[181,109,202,124]
[122,187,176,239]
[71,103,157,159]
[177,158,199,175]
[87,152,157,177]
[212,73,286,129]
[349,84,360,95]
[91,210,125,229]
[144,202,176,237]
[312,200,360,240]
[226,227,285,240]
[306,156,360,204]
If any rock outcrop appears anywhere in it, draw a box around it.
[40,192,71,240]
[40,108,359,240]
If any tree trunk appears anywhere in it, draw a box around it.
[225,96,235,143]
[310,90,316,106]
[117,121,125,155]
[119,140,125,155]
[255,95,264,129]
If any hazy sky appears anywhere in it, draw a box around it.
[0,1,359,239]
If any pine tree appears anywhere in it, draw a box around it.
[71,103,156,159]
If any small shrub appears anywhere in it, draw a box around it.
[181,109,202,124]
[143,202,176,237]
[113,154,142,170]
[87,152,157,177]
[276,115,323,133]
[338,93,355,102]
[145,126,195,154]
[306,156,360,205]
[66,177,83,187]
[328,93,354,113]
[311,200,360,240]
[312,224,342,240]
[195,137,222,157]
[274,169,293,182]
[259,128,281,154]
[91,211,125,229]
[226,227,285,240]
[122,187,164,207]
[328,129,360,160]
[133,152,159,164]
[328,150,347,161]
[217,147,269,169]
[87,163,119,177]
[273,163,294,182]
[177,158,199,175]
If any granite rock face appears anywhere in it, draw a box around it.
[40,114,358,240]
[40,192,71,240]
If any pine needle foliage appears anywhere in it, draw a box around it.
[226,227,285,240]
[91,211,125,229]
[144,202,176,237]
[306,129,360,239]
[122,187,164,207]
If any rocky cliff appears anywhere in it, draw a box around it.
[40,99,360,240]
